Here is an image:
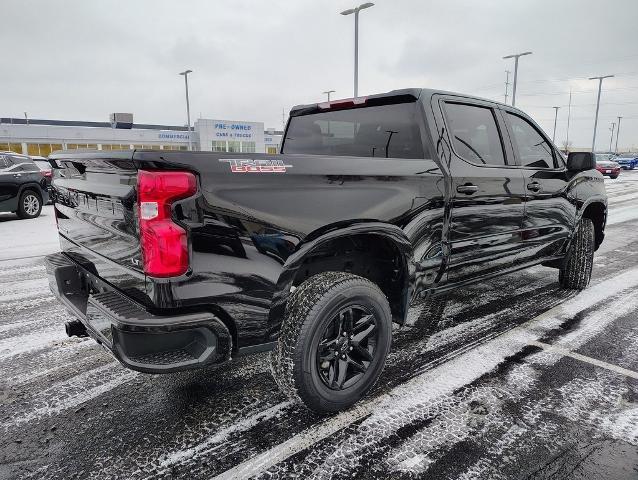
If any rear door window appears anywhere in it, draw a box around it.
[443,102,506,166]
[0,155,12,169]
[506,113,557,169]
[282,103,425,159]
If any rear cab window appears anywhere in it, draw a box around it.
[282,102,425,159]
[442,102,507,166]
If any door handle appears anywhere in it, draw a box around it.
[456,184,479,195]
[527,182,541,192]
[13,173,21,178]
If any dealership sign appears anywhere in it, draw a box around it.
[213,122,254,139]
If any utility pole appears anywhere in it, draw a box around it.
[504,70,511,104]
[565,89,572,151]
[341,3,374,97]
[615,116,622,154]
[552,106,560,143]
[503,51,532,107]
[589,74,614,153]
[179,70,193,151]
[323,90,336,102]
[609,122,616,153]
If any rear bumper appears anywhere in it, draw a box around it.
[45,252,232,373]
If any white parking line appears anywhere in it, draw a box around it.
[530,340,638,380]
[212,266,638,480]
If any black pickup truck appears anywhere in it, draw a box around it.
[45,88,607,413]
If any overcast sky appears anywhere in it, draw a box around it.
[3,0,638,150]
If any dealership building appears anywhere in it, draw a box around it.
[0,114,283,157]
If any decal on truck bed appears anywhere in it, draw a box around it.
[219,158,293,173]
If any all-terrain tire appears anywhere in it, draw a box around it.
[270,272,392,413]
[17,189,42,219]
[559,218,595,290]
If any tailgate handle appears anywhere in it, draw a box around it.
[527,182,542,192]
[456,184,479,195]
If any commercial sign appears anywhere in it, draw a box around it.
[158,132,190,140]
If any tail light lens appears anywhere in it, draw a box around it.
[318,97,367,111]
[137,170,197,277]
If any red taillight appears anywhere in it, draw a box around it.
[137,170,197,278]
[42,170,52,178]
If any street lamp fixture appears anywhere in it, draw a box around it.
[502,51,532,107]
[340,3,375,97]
[323,90,336,102]
[179,69,193,151]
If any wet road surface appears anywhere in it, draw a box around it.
[2,172,638,479]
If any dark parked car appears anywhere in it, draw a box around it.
[0,151,49,219]
[615,155,638,170]
[596,156,621,178]
[31,156,54,201]
[45,88,607,413]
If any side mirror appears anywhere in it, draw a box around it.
[567,152,596,172]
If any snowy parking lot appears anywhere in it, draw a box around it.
[2,172,638,479]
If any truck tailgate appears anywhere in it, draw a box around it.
[50,151,146,301]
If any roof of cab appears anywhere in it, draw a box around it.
[289,87,512,118]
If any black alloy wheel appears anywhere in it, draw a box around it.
[316,305,379,391]
[270,271,392,413]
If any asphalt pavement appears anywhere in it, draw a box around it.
[2,171,638,479]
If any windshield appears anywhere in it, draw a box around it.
[282,103,425,159]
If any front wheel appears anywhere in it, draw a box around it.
[270,272,392,413]
[17,190,42,219]
[559,218,595,290]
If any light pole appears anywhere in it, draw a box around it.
[502,51,532,107]
[340,2,374,98]
[565,89,572,151]
[504,70,511,104]
[615,116,623,154]
[179,69,193,151]
[552,106,560,143]
[589,74,614,153]
[323,90,336,102]
[609,122,616,153]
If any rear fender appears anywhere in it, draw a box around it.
[17,182,45,201]
[267,222,414,335]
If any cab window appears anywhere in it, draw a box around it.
[443,102,507,166]
[506,113,557,169]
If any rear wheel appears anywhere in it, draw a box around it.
[271,272,392,413]
[17,190,42,219]
[610,174,619,179]
[559,218,595,290]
